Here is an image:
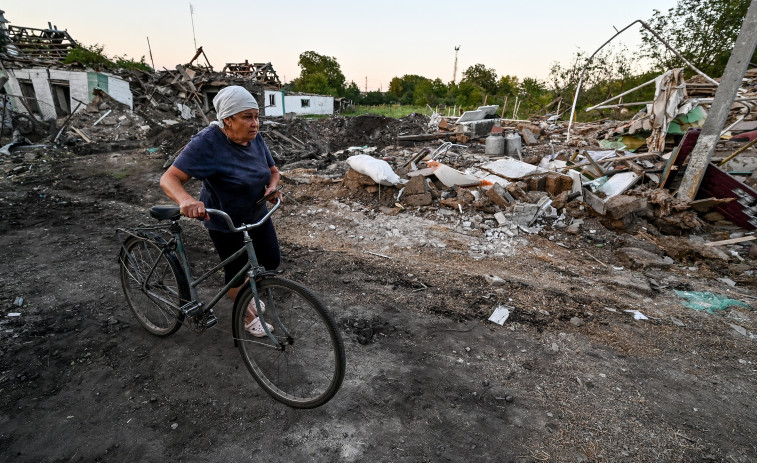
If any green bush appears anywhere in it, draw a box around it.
[63,44,153,72]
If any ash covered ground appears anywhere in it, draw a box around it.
[0,112,756,462]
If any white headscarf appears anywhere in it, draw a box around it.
[212,86,259,127]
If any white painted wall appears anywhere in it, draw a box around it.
[2,68,133,119]
[264,90,333,117]
[106,75,133,108]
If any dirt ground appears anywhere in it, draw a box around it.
[0,137,756,462]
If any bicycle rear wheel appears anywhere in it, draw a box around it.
[119,235,189,336]
[234,278,345,408]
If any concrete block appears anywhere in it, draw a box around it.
[403,192,433,206]
[403,175,428,196]
[457,119,496,137]
[521,128,538,145]
[605,195,648,219]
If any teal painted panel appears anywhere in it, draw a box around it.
[87,72,110,101]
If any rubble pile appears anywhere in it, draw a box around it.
[272,68,757,272]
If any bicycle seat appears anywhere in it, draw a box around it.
[150,205,181,221]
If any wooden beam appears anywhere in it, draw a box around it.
[704,236,756,247]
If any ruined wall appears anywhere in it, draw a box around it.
[2,68,133,119]
[264,90,333,117]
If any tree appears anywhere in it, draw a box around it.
[291,51,346,96]
[497,75,519,98]
[388,77,403,99]
[548,45,650,120]
[461,64,498,95]
[454,80,484,108]
[343,81,361,102]
[640,0,755,76]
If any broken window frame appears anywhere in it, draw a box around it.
[17,79,41,116]
[300,98,310,108]
[49,79,71,117]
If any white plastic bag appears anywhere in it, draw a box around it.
[346,154,400,186]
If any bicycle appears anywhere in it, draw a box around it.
[116,198,346,409]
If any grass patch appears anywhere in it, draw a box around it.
[342,105,430,119]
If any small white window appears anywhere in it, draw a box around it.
[301,99,310,108]
[269,94,276,106]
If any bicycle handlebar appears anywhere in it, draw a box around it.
[205,197,281,233]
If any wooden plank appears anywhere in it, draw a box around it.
[704,236,756,247]
[558,152,659,172]
[269,129,305,148]
[71,127,92,143]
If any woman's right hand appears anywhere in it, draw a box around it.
[180,198,209,220]
[161,166,209,220]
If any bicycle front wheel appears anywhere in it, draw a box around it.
[234,278,345,408]
[119,235,189,336]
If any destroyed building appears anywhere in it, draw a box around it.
[0,11,133,121]
[0,10,333,140]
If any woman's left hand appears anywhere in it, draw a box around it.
[264,184,282,203]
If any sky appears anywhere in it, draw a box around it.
[7,0,678,91]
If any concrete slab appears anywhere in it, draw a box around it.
[427,161,482,187]
[477,105,500,116]
[481,158,548,179]
[458,110,485,123]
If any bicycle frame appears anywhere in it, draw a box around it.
[120,198,284,344]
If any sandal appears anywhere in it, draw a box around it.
[246,298,266,318]
[245,316,273,337]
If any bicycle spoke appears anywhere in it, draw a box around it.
[235,278,345,408]
[120,236,187,336]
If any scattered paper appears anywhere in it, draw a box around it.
[489,305,512,325]
[624,309,648,320]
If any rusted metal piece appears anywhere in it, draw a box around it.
[717,137,757,167]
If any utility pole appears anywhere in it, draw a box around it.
[452,46,460,84]
[189,3,197,50]
[146,37,155,70]
[677,1,757,200]
[365,76,367,93]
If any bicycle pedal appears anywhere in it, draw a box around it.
[204,314,217,329]
[181,300,204,317]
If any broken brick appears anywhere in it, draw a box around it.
[486,183,512,209]
[527,175,546,192]
[343,168,376,191]
[545,173,573,196]
[506,182,529,202]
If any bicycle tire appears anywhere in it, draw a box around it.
[233,277,346,408]
[119,235,189,336]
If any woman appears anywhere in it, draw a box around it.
[160,85,281,337]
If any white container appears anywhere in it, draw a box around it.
[485,134,505,156]
[505,132,522,156]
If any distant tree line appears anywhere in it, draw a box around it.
[288,0,754,120]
